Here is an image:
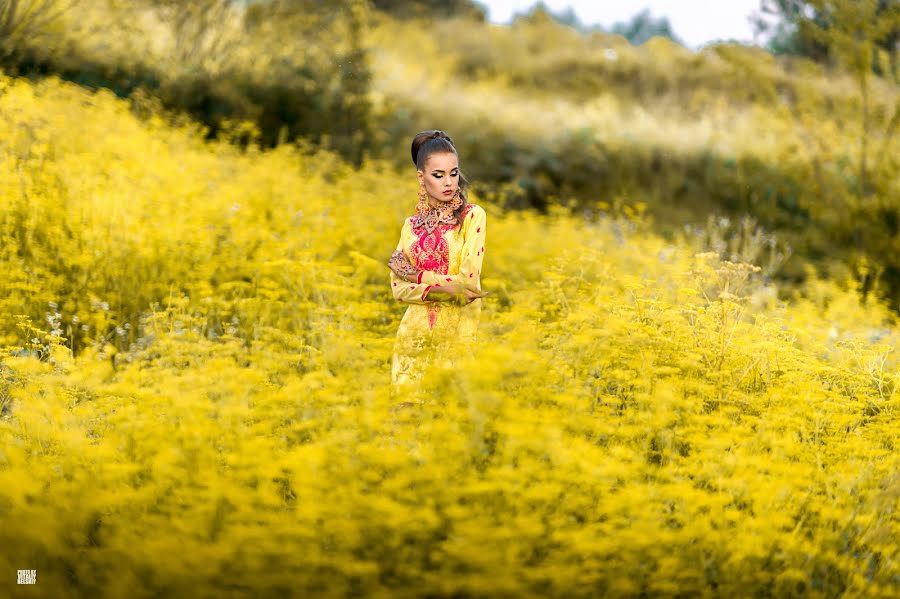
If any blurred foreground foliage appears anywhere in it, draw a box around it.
[0,72,899,597]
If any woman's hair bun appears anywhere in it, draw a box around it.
[411,129,455,166]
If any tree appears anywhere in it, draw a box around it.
[610,8,682,46]
[513,2,583,30]
[762,0,900,300]
[512,3,683,45]
[0,0,77,62]
[751,0,829,59]
[242,0,374,156]
[370,0,486,21]
[140,0,244,74]
[755,0,899,201]
[753,0,899,80]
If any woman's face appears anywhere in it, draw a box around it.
[417,152,459,206]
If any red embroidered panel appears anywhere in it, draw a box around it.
[427,304,440,329]
[406,205,478,332]
[407,205,476,275]
[409,211,468,274]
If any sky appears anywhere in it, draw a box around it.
[481,0,764,49]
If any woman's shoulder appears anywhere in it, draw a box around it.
[462,203,485,220]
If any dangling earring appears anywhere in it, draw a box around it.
[416,184,430,215]
[448,188,462,211]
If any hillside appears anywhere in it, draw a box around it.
[0,73,898,597]
[365,12,900,298]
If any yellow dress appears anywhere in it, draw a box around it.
[390,203,487,391]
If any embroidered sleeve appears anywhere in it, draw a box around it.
[389,219,442,305]
[419,204,486,291]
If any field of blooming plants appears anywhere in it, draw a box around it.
[0,73,898,598]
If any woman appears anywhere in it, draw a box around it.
[387,130,489,397]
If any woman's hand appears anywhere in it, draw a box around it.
[461,287,489,304]
[428,283,489,305]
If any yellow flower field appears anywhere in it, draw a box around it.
[0,74,898,598]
